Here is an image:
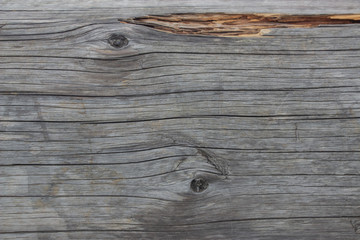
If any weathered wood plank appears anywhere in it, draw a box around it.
[1,0,360,239]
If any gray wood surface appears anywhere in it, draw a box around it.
[1,1,360,239]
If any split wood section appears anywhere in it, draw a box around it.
[120,13,360,37]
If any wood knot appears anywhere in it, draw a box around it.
[108,33,128,48]
[190,177,208,193]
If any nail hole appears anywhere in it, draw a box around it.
[190,177,208,193]
[108,33,128,48]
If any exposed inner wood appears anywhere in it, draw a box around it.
[119,13,360,37]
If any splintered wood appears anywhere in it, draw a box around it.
[120,13,360,37]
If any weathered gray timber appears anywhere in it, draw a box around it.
[1,1,360,239]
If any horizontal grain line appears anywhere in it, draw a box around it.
[0,115,329,122]
[167,216,360,226]
[264,34,360,39]
[39,168,218,180]
[129,72,360,81]
[1,193,359,198]
[4,174,360,180]
[0,216,359,234]
[202,148,360,153]
[3,65,360,72]
[0,49,358,60]
[0,230,178,234]
[1,168,209,180]
[0,101,358,108]
[227,174,360,177]
[0,85,358,97]
[0,115,357,124]
[0,229,187,234]
[0,22,108,37]
[0,154,194,167]
[3,174,360,179]
[0,67,112,74]
[215,66,360,70]
[0,20,70,26]
[0,55,138,61]
[2,135,358,144]
[0,145,184,154]
[0,194,172,201]
[1,148,360,154]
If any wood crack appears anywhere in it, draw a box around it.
[161,133,229,176]
[119,13,360,37]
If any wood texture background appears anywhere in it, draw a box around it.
[1,1,360,239]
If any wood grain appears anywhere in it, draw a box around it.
[1,0,360,239]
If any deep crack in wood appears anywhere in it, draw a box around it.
[119,13,360,37]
